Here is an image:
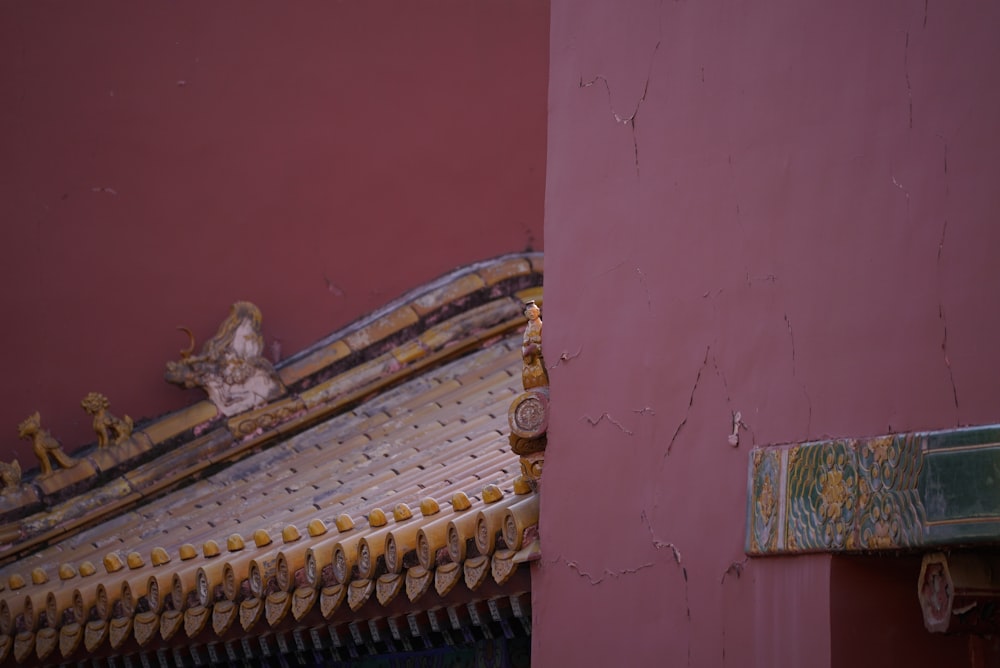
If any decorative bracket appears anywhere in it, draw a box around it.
[918,551,1000,634]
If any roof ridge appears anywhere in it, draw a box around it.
[0,254,542,564]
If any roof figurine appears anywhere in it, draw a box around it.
[520,300,548,390]
[0,459,21,494]
[80,392,133,448]
[165,301,286,416]
[17,412,77,478]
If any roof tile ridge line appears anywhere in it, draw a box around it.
[0,255,538,514]
[0,259,541,555]
[23,255,536,491]
[217,309,528,468]
[277,251,542,368]
[290,297,525,406]
[0,311,530,566]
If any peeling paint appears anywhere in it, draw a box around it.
[719,558,749,585]
[547,346,582,370]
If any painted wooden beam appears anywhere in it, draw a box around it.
[747,424,1000,554]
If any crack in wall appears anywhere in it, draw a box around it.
[727,152,746,234]
[710,353,731,403]
[783,312,813,438]
[784,313,797,377]
[701,274,777,301]
[891,172,911,221]
[640,509,692,665]
[598,259,626,276]
[641,510,683,566]
[522,223,537,253]
[581,412,634,436]
[545,512,692,655]
[904,31,913,129]
[550,555,655,585]
[636,266,652,309]
[746,272,777,287]
[935,143,959,424]
[666,345,711,456]
[803,385,813,439]
[719,558,750,666]
[939,304,959,419]
[710,353,751,444]
[578,40,662,176]
[548,346,582,370]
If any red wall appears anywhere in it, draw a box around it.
[829,556,988,668]
[0,2,548,462]
[538,0,1000,665]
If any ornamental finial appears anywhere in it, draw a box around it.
[520,300,549,390]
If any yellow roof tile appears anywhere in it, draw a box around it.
[0,255,543,665]
[276,339,352,387]
[411,272,486,317]
[477,256,533,286]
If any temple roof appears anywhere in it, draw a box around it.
[0,254,543,666]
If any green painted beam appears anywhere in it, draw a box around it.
[746,424,1000,555]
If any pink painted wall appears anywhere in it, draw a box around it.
[537,0,1000,665]
[0,2,548,463]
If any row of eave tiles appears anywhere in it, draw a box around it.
[0,335,539,665]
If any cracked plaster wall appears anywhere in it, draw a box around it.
[538,0,1000,666]
[0,2,549,460]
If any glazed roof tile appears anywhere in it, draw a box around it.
[0,254,542,665]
